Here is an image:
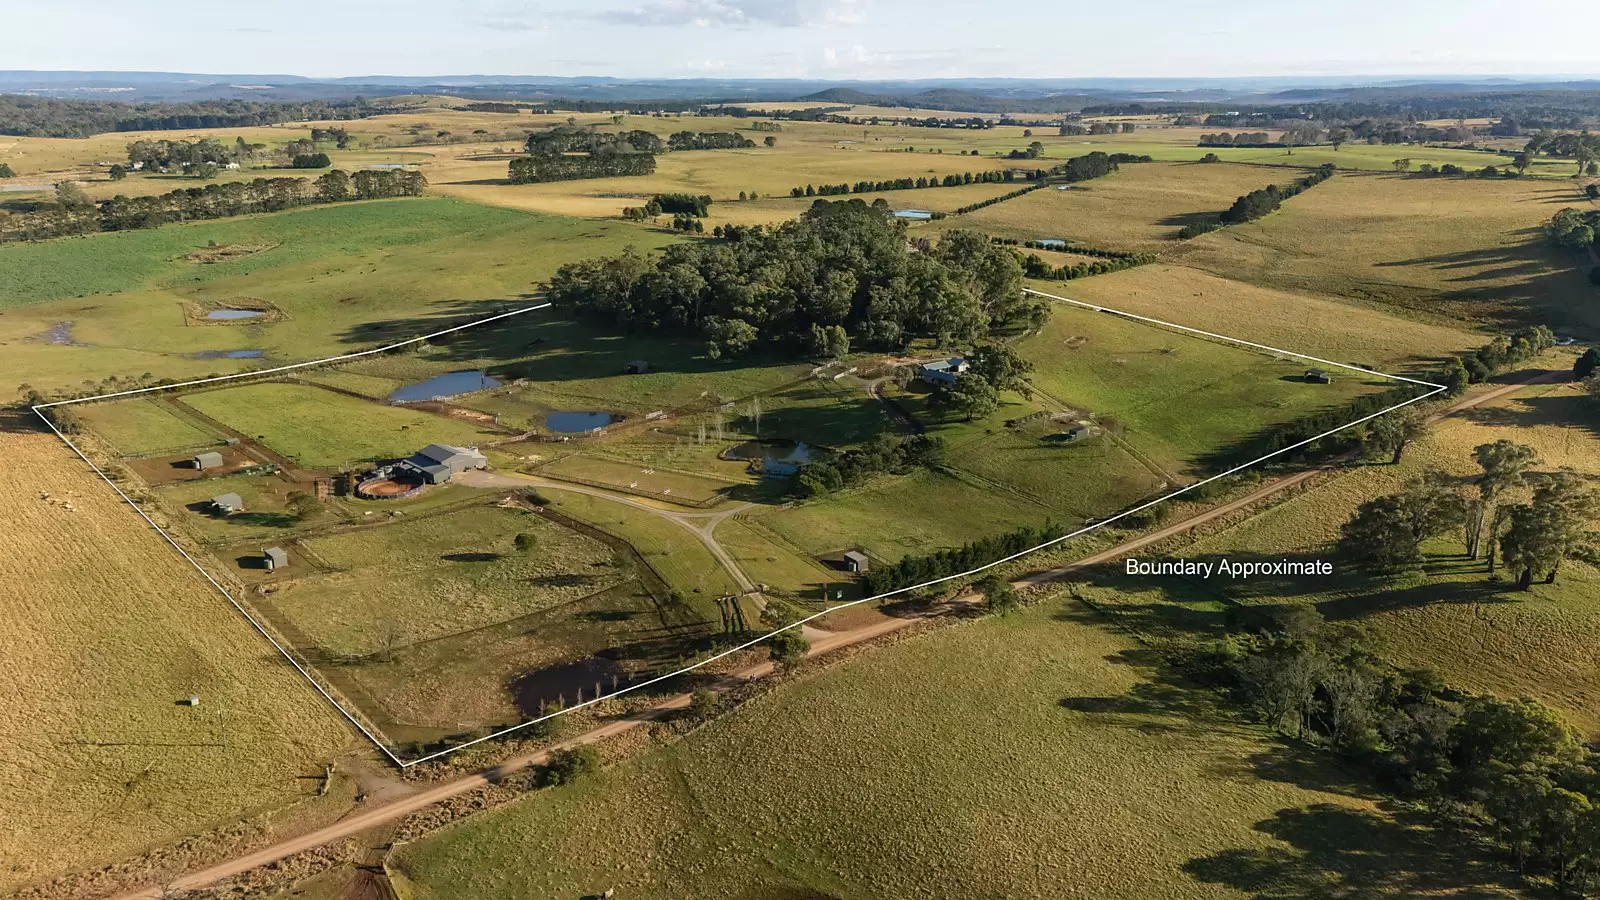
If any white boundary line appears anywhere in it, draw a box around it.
[31,292,1443,769]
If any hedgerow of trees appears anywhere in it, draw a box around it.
[547,198,1051,358]
[1219,164,1337,225]
[0,169,425,244]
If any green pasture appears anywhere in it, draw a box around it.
[155,472,323,542]
[70,397,222,455]
[270,505,623,657]
[535,454,743,505]
[180,382,503,468]
[1013,296,1388,477]
[542,488,740,602]
[395,591,1461,899]
[717,517,841,599]
[758,468,1048,564]
[1,199,680,401]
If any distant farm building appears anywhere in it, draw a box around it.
[919,357,969,385]
[193,451,224,470]
[263,547,288,570]
[623,360,650,375]
[893,209,934,220]
[397,444,488,485]
[843,550,870,574]
[1062,425,1095,442]
[211,492,244,514]
[1305,368,1332,384]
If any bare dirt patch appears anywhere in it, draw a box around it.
[179,242,279,264]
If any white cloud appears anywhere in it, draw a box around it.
[595,0,864,28]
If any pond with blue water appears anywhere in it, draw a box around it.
[544,411,617,433]
[207,309,266,320]
[388,370,502,402]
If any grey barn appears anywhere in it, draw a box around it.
[397,444,488,485]
[193,451,224,470]
[263,547,288,570]
[843,550,870,574]
[211,492,244,514]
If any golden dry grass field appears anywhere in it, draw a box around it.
[1168,172,1600,335]
[932,161,1294,251]
[0,430,349,892]
[1029,263,1483,371]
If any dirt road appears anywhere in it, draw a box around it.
[108,368,1563,900]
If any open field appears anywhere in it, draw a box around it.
[1079,375,1600,733]
[536,454,744,505]
[0,198,679,400]
[1014,296,1396,477]
[543,488,741,600]
[1038,264,1485,369]
[1167,172,1600,336]
[69,397,223,456]
[932,161,1291,251]
[180,383,504,468]
[0,431,348,892]
[392,591,1503,899]
[270,505,622,655]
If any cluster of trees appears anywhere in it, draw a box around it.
[1198,382,1430,474]
[509,152,656,183]
[290,153,331,168]
[1338,437,1597,589]
[863,518,1063,595]
[622,192,712,220]
[1220,163,1337,225]
[1008,141,1046,159]
[788,169,1023,198]
[547,199,1046,358]
[1058,122,1134,136]
[1205,605,1600,893]
[125,138,243,172]
[1198,132,1274,146]
[790,433,945,499]
[1049,150,1120,183]
[0,169,425,244]
[1523,131,1600,176]
[925,343,1037,421]
[0,163,13,178]
[524,126,664,155]
[1548,207,1600,250]
[667,131,755,150]
[1444,326,1558,388]
[0,95,388,138]
[670,215,705,233]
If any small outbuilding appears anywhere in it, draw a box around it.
[211,492,244,514]
[263,546,288,570]
[193,451,225,470]
[1063,425,1094,442]
[623,360,650,375]
[1305,368,1332,384]
[843,550,870,574]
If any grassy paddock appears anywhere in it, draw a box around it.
[393,592,1465,899]
[179,383,504,468]
[70,397,223,455]
[933,161,1293,252]
[1167,173,1600,335]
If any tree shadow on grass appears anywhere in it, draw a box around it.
[1457,389,1600,443]
[1184,802,1520,899]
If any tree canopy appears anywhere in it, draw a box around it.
[548,199,1039,357]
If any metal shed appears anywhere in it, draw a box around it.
[843,550,870,574]
[193,451,224,470]
[212,492,244,514]
[263,547,288,570]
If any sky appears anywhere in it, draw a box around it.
[9,0,1600,81]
